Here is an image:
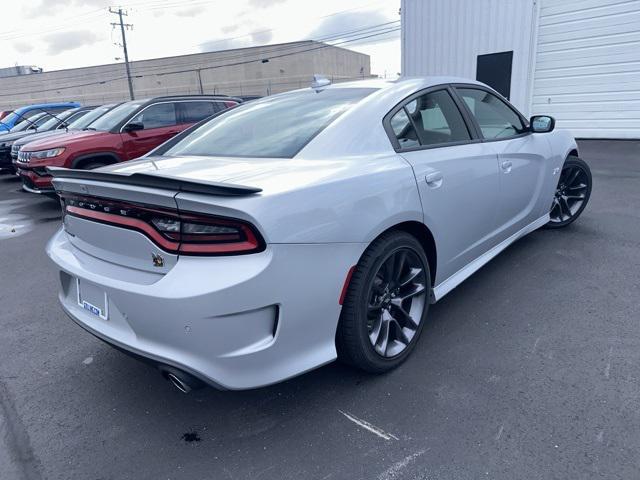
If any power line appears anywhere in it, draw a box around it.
[0,9,109,40]
[0,19,399,92]
[0,27,398,99]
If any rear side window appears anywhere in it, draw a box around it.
[161,88,376,158]
[177,101,216,123]
[129,103,177,129]
[389,109,419,149]
[389,89,470,149]
[456,88,526,139]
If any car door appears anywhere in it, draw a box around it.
[454,87,552,238]
[120,102,180,159]
[386,87,502,285]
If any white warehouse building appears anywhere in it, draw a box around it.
[401,0,640,139]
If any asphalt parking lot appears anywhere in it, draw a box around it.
[1,139,639,480]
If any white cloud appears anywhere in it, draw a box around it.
[43,30,100,55]
[13,41,34,54]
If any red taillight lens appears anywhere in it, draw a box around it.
[61,194,263,255]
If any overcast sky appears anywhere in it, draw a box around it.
[2,0,401,77]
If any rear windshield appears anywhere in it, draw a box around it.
[161,88,377,158]
[88,101,144,131]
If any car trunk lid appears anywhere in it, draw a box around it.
[49,168,262,274]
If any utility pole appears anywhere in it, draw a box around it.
[195,69,204,94]
[109,7,135,100]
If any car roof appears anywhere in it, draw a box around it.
[136,95,243,106]
[326,76,486,91]
[14,102,80,113]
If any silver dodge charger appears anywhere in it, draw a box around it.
[46,77,592,392]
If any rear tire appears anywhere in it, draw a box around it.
[544,155,592,229]
[336,231,431,373]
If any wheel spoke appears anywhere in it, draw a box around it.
[374,313,391,355]
[560,196,572,218]
[368,314,383,345]
[568,183,587,191]
[399,283,426,301]
[400,267,423,287]
[567,168,581,186]
[392,319,411,345]
[390,298,419,328]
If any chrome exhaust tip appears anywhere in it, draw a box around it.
[166,372,191,394]
[159,365,204,394]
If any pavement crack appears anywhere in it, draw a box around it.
[0,379,43,480]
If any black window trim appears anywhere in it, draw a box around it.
[382,84,483,153]
[450,83,531,143]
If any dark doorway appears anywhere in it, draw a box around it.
[476,51,513,99]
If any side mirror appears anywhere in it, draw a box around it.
[123,121,144,133]
[530,115,555,133]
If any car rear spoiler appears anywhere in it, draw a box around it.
[46,167,262,196]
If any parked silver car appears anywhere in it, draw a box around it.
[46,77,592,391]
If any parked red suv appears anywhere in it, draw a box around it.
[15,95,240,193]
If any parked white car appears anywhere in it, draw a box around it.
[46,77,592,391]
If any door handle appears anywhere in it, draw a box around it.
[425,172,443,188]
[500,160,513,173]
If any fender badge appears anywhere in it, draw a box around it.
[152,253,165,268]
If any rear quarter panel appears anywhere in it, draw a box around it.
[174,154,423,245]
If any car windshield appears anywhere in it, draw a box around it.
[9,112,49,132]
[68,104,116,129]
[161,87,377,158]
[88,101,144,131]
[37,109,76,131]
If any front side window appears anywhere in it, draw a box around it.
[389,89,470,149]
[129,103,177,129]
[456,88,526,139]
[161,88,376,158]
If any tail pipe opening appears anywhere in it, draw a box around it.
[159,366,205,394]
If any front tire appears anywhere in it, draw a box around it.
[544,155,592,229]
[336,231,431,373]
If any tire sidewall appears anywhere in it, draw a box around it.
[347,232,431,371]
[545,155,592,229]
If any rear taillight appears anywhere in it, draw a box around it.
[61,194,263,255]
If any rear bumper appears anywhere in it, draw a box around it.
[46,227,365,390]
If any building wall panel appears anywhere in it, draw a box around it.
[401,0,537,113]
[532,0,640,138]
